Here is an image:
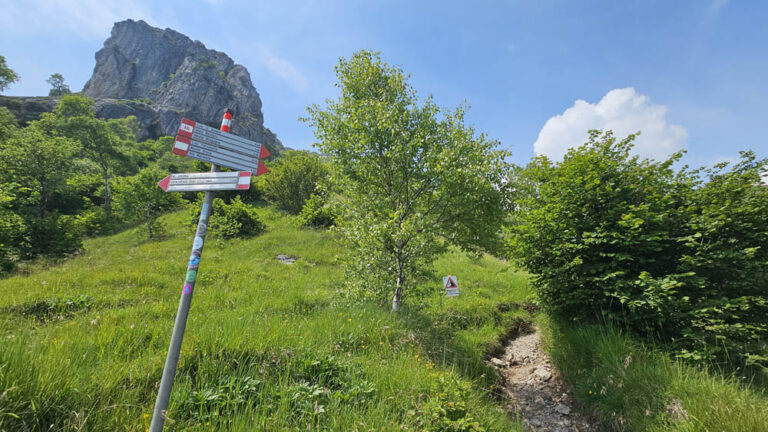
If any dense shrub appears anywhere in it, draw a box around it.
[113,168,183,239]
[507,130,767,369]
[189,196,265,239]
[260,151,329,214]
[676,156,768,365]
[0,184,25,273]
[296,194,339,228]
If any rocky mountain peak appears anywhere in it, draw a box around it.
[83,19,282,152]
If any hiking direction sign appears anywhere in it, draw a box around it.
[173,117,270,175]
[151,110,269,432]
[443,276,459,297]
[157,171,252,192]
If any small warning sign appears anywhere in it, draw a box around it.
[443,276,459,297]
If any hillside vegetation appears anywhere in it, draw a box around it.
[1,50,767,432]
[0,207,533,431]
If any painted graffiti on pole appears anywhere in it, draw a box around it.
[157,171,252,192]
[173,117,270,175]
[443,276,459,297]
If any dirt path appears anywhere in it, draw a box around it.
[489,328,596,432]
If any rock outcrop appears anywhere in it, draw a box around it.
[0,19,282,153]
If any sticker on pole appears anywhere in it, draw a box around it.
[443,276,459,297]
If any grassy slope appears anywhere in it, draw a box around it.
[539,315,768,431]
[0,207,531,431]
[3,205,766,432]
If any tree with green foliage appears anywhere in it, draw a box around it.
[676,152,768,366]
[0,184,26,272]
[46,73,71,96]
[114,168,183,239]
[260,150,329,214]
[0,55,19,92]
[304,51,510,310]
[0,126,82,256]
[54,95,134,216]
[507,130,768,369]
[0,107,18,142]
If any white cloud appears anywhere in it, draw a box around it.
[255,44,309,91]
[533,88,688,161]
[0,0,156,39]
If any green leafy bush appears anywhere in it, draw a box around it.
[0,184,25,273]
[189,196,265,239]
[296,194,338,228]
[413,374,486,432]
[260,151,329,214]
[507,130,768,369]
[114,168,183,239]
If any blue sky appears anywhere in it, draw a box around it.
[1,0,766,166]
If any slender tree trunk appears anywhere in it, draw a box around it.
[103,171,111,217]
[146,207,153,239]
[392,252,404,311]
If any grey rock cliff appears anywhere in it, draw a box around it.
[83,19,282,153]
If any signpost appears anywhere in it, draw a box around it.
[173,117,270,175]
[149,109,268,432]
[157,171,252,192]
[444,276,459,297]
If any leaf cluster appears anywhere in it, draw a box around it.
[259,150,329,214]
[507,130,768,370]
[304,50,510,306]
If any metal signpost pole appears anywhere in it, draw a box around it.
[149,109,232,432]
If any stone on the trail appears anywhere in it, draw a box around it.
[555,403,571,415]
[535,368,552,381]
[530,418,542,427]
[276,254,297,264]
[490,357,505,367]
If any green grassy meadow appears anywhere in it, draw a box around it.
[0,206,532,431]
[2,204,767,431]
[539,316,768,432]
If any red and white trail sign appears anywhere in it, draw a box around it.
[443,276,459,297]
[157,171,251,192]
[173,117,270,175]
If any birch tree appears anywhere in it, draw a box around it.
[304,51,510,310]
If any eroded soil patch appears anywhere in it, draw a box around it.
[490,327,596,431]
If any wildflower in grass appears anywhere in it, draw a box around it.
[414,354,419,359]
[142,413,150,419]
[362,345,366,349]
[379,341,383,345]
[588,390,593,394]
[348,318,352,322]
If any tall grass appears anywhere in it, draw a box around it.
[0,207,530,431]
[539,315,768,431]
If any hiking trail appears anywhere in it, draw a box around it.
[489,327,596,431]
